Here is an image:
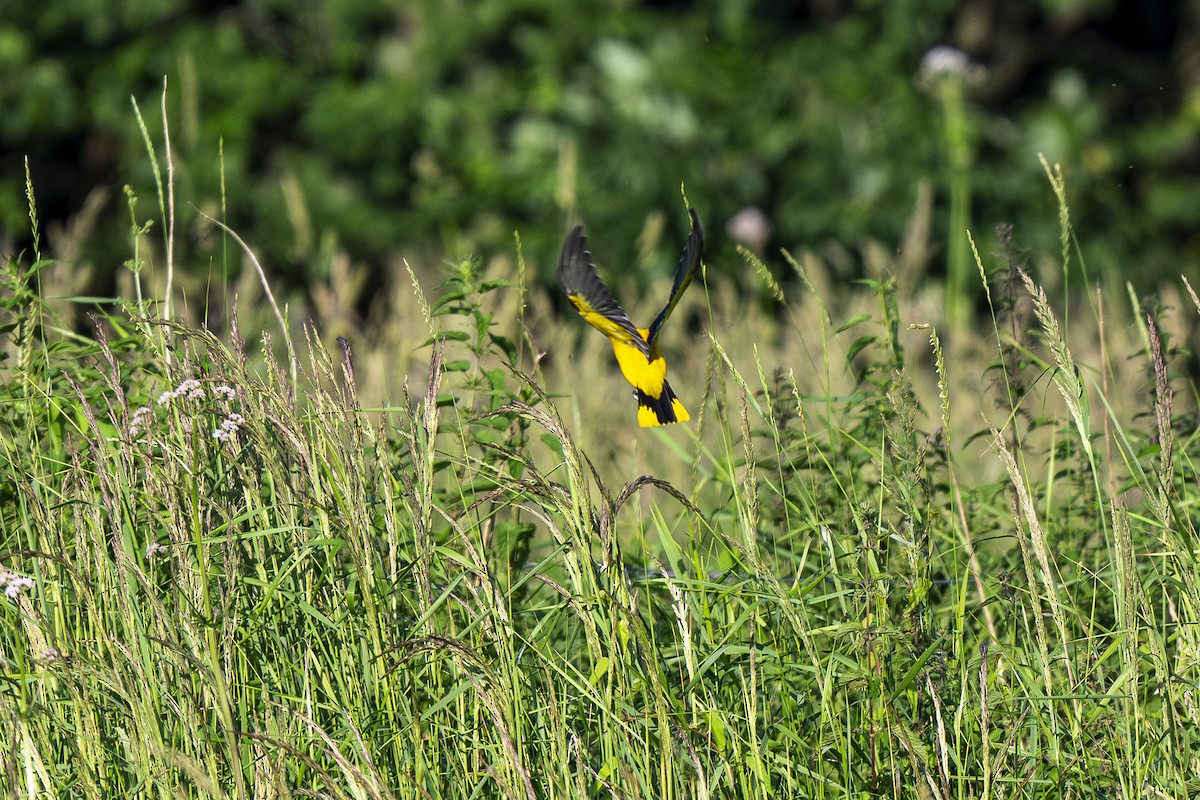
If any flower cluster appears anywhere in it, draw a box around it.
[915,45,986,89]
[214,412,246,442]
[129,378,247,448]
[128,405,152,438]
[1,567,35,599]
[157,378,207,406]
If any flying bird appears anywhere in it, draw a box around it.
[558,208,705,427]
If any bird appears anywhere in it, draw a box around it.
[557,208,705,427]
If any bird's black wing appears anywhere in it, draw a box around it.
[647,207,705,347]
[558,224,649,356]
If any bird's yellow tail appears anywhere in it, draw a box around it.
[636,383,690,427]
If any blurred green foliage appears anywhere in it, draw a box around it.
[1,0,1198,296]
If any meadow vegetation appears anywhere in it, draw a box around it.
[3,159,1200,798]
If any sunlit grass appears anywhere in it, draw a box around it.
[3,163,1200,798]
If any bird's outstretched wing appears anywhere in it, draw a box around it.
[558,225,650,357]
[647,207,704,348]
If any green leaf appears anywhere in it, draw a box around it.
[475,312,492,344]
[431,289,466,314]
[488,333,517,362]
[485,367,507,393]
[706,709,728,752]
[845,335,877,362]
[836,313,873,333]
[540,433,565,460]
[588,656,611,687]
[507,457,526,480]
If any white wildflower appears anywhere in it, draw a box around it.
[920,46,970,77]
[916,45,986,88]
[9,578,34,598]
[128,406,151,437]
[214,412,245,441]
[175,378,205,400]
[1,570,34,599]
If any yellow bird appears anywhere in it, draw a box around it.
[558,208,705,427]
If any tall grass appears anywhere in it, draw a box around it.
[3,164,1200,799]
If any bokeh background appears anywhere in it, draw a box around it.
[4,0,1198,285]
